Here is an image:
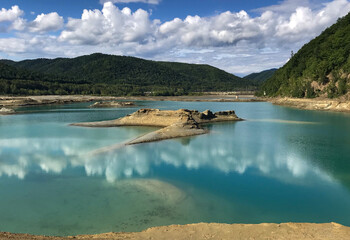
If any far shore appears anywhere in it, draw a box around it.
[2,94,350,114]
[0,94,262,108]
[268,97,350,113]
[1,222,349,240]
[0,95,120,108]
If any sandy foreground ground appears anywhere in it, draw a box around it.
[1,223,350,240]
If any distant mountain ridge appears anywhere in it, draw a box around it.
[0,53,257,96]
[244,69,277,83]
[260,12,350,98]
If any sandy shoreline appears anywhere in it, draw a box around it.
[269,97,350,113]
[0,95,120,108]
[0,95,261,108]
[2,95,350,114]
[1,222,349,239]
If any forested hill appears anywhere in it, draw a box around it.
[244,69,277,83]
[0,53,257,96]
[260,11,350,98]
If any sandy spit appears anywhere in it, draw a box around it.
[1,222,349,240]
[71,109,242,148]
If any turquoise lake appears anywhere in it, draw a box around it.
[0,101,350,236]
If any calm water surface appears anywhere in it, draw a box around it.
[0,101,350,236]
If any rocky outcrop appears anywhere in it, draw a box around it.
[89,101,135,108]
[0,107,15,115]
[72,108,242,128]
[71,108,242,146]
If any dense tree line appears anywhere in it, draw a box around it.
[259,12,350,98]
[244,69,277,83]
[0,54,258,96]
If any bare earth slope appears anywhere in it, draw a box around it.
[1,222,349,240]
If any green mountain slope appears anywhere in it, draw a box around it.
[0,61,95,95]
[244,69,277,83]
[1,53,257,96]
[260,12,350,98]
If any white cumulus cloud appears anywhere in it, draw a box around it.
[29,12,64,33]
[0,5,23,22]
[0,0,350,75]
[159,10,262,47]
[60,2,155,45]
[100,0,161,4]
[0,6,64,34]
[0,5,25,32]
[275,0,350,42]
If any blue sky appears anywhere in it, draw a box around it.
[1,0,280,20]
[0,0,350,76]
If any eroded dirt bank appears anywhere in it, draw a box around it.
[1,222,349,240]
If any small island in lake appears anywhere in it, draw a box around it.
[89,101,136,108]
[71,108,242,145]
[0,107,15,115]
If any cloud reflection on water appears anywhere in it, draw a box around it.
[0,132,334,186]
